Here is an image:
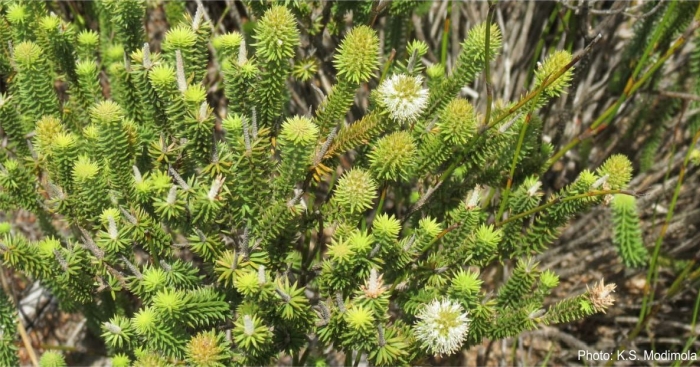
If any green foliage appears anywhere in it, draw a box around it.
[0,2,642,364]
[315,25,380,136]
[611,194,648,268]
[12,41,60,123]
[425,22,502,117]
[275,116,319,197]
[0,288,18,366]
[252,5,300,128]
[100,0,146,54]
[39,351,67,367]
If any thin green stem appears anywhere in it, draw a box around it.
[672,288,700,367]
[440,7,450,66]
[547,17,700,169]
[497,189,633,227]
[630,0,678,84]
[607,128,700,366]
[353,351,362,367]
[482,34,602,136]
[369,183,388,227]
[344,351,353,367]
[496,88,541,222]
[378,48,396,85]
[606,261,700,366]
[483,2,497,127]
[527,7,559,87]
[640,127,700,320]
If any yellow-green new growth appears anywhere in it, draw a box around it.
[535,50,574,98]
[149,64,178,89]
[253,6,299,61]
[39,351,67,367]
[333,169,378,215]
[35,116,64,156]
[462,23,502,63]
[437,98,478,145]
[279,116,320,145]
[184,84,208,108]
[345,304,375,331]
[186,331,231,367]
[368,131,417,182]
[334,25,380,84]
[597,154,633,190]
[610,194,647,268]
[91,100,124,125]
[76,29,100,59]
[212,32,243,60]
[72,155,100,182]
[372,213,401,240]
[163,25,197,53]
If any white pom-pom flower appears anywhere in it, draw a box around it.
[378,74,429,123]
[413,298,470,356]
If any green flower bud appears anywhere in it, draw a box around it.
[540,269,560,289]
[132,307,158,335]
[597,154,633,190]
[184,84,207,109]
[344,304,374,331]
[77,30,100,51]
[535,50,573,98]
[332,169,378,214]
[212,32,243,59]
[463,23,502,63]
[153,288,186,318]
[334,25,380,84]
[470,224,502,266]
[418,217,442,239]
[448,269,482,300]
[72,155,100,182]
[426,63,445,79]
[0,222,10,235]
[235,269,261,297]
[280,116,319,145]
[437,98,477,145]
[327,238,354,263]
[372,213,401,241]
[149,64,177,89]
[186,331,231,367]
[292,57,319,82]
[90,100,124,125]
[104,44,125,65]
[368,131,416,181]
[253,6,299,61]
[111,354,131,367]
[162,25,197,54]
[35,116,65,155]
[5,3,28,25]
[136,267,166,296]
[39,351,67,367]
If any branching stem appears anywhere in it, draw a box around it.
[547,17,700,169]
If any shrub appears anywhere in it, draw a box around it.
[0,1,642,365]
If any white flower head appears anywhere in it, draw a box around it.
[378,74,429,123]
[414,298,470,357]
